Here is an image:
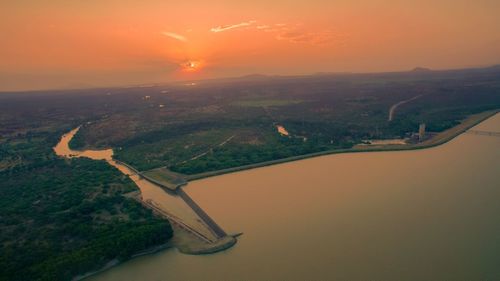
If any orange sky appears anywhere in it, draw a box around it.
[1,0,499,91]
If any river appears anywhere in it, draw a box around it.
[53,128,218,241]
[88,113,499,281]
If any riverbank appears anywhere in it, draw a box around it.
[72,242,173,281]
[171,225,237,255]
[72,189,235,281]
[185,110,498,181]
[66,110,497,280]
[134,192,237,255]
[54,129,238,281]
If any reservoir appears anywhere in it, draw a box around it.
[91,113,499,281]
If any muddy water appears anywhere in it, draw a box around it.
[276,125,289,136]
[54,127,113,160]
[92,114,500,281]
[53,128,216,240]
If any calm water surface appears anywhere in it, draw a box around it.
[91,114,500,281]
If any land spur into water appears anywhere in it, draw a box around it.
[55,127,237,252]
[54,127,237,279]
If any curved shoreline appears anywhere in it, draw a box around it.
[54,130,238,280]
[72,243,172,281]
[185,110,498,182]
[68,109,497,280]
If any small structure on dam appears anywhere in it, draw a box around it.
[141,167,187,191]
[419,123,426,142]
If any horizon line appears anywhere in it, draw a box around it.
[1,63,499,93]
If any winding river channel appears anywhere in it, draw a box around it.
[54,128,218,241]
[67,114,499,281]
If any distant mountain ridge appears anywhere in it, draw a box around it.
[410,67,432,73]
[3,64,499,93]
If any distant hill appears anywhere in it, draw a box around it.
[483,64,500,71]
[313,71,353,76]
[239,74,270,80]
[410,67,432,73]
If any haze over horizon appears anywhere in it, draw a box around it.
[1,0,500,91]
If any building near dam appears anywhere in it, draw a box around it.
[419,123,426,141]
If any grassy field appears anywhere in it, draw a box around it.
[142,167,187,190]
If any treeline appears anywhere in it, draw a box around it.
[66,67,500,176]
[68,128,85,150]
[0,131,172,281]
[170,135,350,175]
[387,102,500,135]
[112,120,274,171]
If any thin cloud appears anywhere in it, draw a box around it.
[276,30,346,46]
[256,25,270,30]
[210,20,257,33]
[209,20,347,46]
[161,31,187,42]
[253,23,290,33]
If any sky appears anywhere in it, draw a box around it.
[1,0,499,91]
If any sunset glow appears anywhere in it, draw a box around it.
[1,0,499,91]
[1,1,499,279]
[181,60,203,72]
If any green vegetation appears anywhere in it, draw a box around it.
[142,167,187,190]
[184,110,498,181]
[68,126,85,150]
[4,68,498,179]
[0,66,499,279]
[170,131,337,174]
[231,99,303,107]
[0,116,172,280]
[105,68,499,175]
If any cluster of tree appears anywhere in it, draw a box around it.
[170,136,339,175]
[68,128,85,150]
[0,131,172,281]
[112,120,256,171]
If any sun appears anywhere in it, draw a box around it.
[181,60,202,72]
